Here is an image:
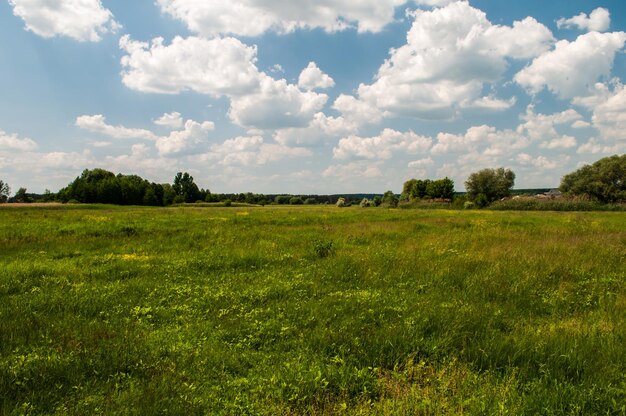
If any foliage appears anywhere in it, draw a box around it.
[173,172,202,203]
[13,187,30,203]
[59,169,168,206]
[0,206,624,414]
[465,168,515,204]
[560,154,626,203]
[304,198,317,205]
[336,197,347,207]
[289,197,304,205]
[381,191,398,208]
[490,197,626,211]
[275,195,291,205]
[402,178,455,200]
[0,180,10,203]
[359,198,371,208]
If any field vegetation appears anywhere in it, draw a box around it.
[1,205,625,414]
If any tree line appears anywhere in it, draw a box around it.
[0,155,624,206]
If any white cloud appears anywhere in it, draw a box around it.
[414,0,459,7]
[0,130,38,151]
[408,157,434,168]
[341,2,553,121]
[515,31,626,99]
[557,8,610,32]
[120,35,327,131]
[431,125,527,155]
[333,128,432,160]
[157,0,408,37]
[539,136,577,150]
[274,112,354,147]
[298,62,335,90]
[9,0,119,42]
[76,114,215,156]
[154,112,184,129]
[572,120,591,129]
[75,115,159,140]
[119,35,262,96]
[323,161,383,179]
[517,106,583,142]
[577,138,626,155]
[156,120,215,156]
[228,75,328,130]
[588,83,626,142]
[209,136,311,166]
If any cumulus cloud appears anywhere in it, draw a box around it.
[76,114,215,157]
[338,2,553,122]
[517,106,583,145]
[154,112,184,129]
[208,136,311,166]
[298,62,335,90]
[156,0,408,37]
[323,161,383,179]
[120,35,261,96]
[515,31,626,99]
[156,120,215,156]
[76,115,159,140]
[583,83,626,142]
[9,0,119,42]
[274,112,354,147]
[557,8,610,32]
[228,75,328,130]
[333,129,432,161]
[414,0,459,6]
[0,130,38,151]
[119,35,327,131]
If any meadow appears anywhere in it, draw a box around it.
[0,205,624,415]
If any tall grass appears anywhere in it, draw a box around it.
[0,205,625,414]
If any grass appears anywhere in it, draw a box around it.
[0,205,625,415]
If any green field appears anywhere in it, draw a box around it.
[1,205,625,415]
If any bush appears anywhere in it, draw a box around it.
[560,154,626,203]
[304,198,317,205]
[312,239,334,258]
[465,168,515,204]
[289,197,304,205]
[464,201,475,209]
[360,198,371,208]
[336,197,347,208]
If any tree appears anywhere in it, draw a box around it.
[382,191,399,208]
[465,168,515,205]
[14,187,30,203]
[560,154,626,203]
[289,196,304,205]
[0,180,10,203]
[173,172,201,203]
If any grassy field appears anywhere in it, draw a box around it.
[1,205,625,415]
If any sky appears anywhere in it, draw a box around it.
[1,0,625,194]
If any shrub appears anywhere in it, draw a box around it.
[360,198,371,208]
[465,168,515,204]
[560,154,626,203]
[312,239,334,258]
[336,197,347,207]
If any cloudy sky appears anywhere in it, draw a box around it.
[1,0,625,194]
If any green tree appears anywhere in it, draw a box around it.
[426,178,455,199]
[14,187,30,203]
[465,168,515,204]
[173,172,201,203]
[275,195,290,205]
[560,154,626,203]
[289,196,304,205]
[0,180,10,203]
[382,191,399,208]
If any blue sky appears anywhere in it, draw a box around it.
[1,0,625,194]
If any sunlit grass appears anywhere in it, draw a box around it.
[1,205,625,414]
